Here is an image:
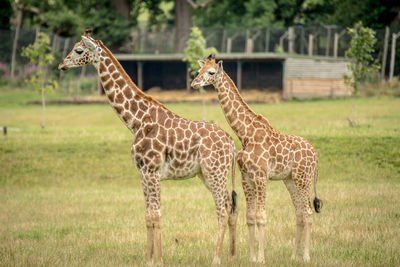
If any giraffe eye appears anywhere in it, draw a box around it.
[209,70,216,75]
[75,49,83,55]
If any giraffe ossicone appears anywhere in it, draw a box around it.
[59,34,239,265]
[192,56,323,263]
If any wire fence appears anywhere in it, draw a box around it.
[1,25,399,80]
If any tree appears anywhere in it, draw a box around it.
[344,22,380,126]
[18,0,132,49]
[183,26,217,76]
[344,22,380,95]
[21,32,58,129]
[174,0,193,53]
[183,27,217,119]
[327,0,400,29]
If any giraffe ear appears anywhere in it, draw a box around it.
[81,36,97,51]
[217,60,223,73]
[198,60,205,68]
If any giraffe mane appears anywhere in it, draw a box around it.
[96,41,168,110]
[222,71,274,131]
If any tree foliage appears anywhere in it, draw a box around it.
[183,27,217,76]
[344,22,380,95]
[19,0,132,48]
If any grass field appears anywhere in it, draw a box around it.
[0,88,399,266]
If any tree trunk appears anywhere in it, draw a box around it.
[41,73,46,129]
[11,7,23,79]
[174,0,193,53]
[111,0,131,20]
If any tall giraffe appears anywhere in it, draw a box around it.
[59,32,238,265]
[191,55,322,263]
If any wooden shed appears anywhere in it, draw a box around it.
[283,57,351,99]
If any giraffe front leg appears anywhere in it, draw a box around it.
[241,172,257,262]
[206,175,230,265]
[141,171,163,265]
[145,215,155,265]
[255,178,267,263]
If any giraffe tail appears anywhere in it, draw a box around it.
[313,166,323,213]
[230,151,237,214]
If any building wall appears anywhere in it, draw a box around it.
[119,59,283,91]
[283,57,352,98]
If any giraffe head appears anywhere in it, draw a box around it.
[58,30,100,71]
[191,54,223,89]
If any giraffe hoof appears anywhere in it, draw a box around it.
[291,254,297,261]
[257,257,265,264]
[250,256,257,263]
[303,254,310,262]
[212,256,221,265]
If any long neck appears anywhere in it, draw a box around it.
[214,71,274,143]
[93,44,167,134]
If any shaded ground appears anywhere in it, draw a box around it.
[27,89,282,105]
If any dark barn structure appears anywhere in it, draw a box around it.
[117,54,284,91]
[116,53,350,99]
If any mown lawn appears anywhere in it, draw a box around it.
[0,88,399,266]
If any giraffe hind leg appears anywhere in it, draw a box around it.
[228,191,238,260]
[284,177,313,262]
[200,170,230,265]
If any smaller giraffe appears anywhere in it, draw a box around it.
[192,55,322,263]
[58,31,238,265]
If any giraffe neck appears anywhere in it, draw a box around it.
[93,42,167,134]
[214,71,274,143]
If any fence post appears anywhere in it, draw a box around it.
[227,38,232,53]
[333,30,346,58]
[279,31,288,51]
[11,8,23,79]
[308,34,314,56]
[59,37,71,81]
[288,26,295,53]
[186,62,191,94]
[381,26,390,78]
[265,28,270,52]
[138,61,143,90]
[300,27,305,54]
[246,38,253,53]
[236,60,242,91]
[325,27,331,56]
[245,29,250,53]
[221,29,227,52]
[389,32,400,82]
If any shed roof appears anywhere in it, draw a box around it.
[115,52,348,62]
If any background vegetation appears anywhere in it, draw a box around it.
[2,0,399,49]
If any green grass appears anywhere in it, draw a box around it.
[0,88,399,266]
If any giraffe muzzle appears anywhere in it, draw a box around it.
[191,81,201,89]
[58,63,68,71]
